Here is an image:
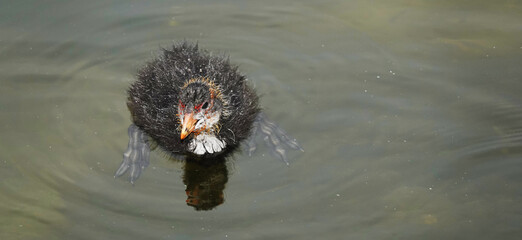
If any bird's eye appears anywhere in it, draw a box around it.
[201,102,209,109]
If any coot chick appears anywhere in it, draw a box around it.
[115,41,302,183]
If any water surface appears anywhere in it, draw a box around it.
[1,0,521,239]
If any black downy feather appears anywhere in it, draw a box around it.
[127,41,260,157]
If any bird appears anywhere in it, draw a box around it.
[115,41,302,183]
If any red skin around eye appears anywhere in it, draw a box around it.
[194,103,203,111]
[180,101,209,113]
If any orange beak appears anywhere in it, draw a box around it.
[180,113,197,140]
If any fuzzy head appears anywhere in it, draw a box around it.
[178,78,228,140]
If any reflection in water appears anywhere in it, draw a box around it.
[114,116,299,211]
[115,125,233,211]
[183,157,228,211]
[115,112,301,211]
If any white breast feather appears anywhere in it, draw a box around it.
[188,133,226,155]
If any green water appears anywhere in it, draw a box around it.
[1,0,521,239]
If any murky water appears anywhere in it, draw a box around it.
[1,0,521,239]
